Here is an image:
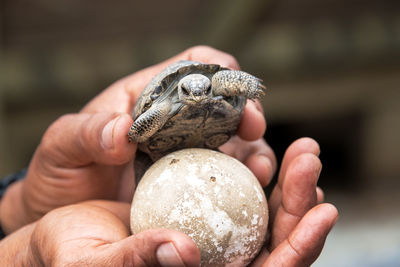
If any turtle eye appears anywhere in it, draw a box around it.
[181,85,190,95]
[205,85,212,95]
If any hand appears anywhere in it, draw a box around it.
[251,137,338,266]
[0,138,338,267]
[0,46,271,233]
[0,200,200,267]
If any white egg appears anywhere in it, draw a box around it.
[130,148,268,267]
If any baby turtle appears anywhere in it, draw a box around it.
[129,60,265,172]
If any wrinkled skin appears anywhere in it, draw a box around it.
[0,46,338,267]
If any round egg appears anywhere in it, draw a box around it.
[130,148,268,267]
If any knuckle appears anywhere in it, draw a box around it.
[43,114,73,139]
[39,114,75,153]
[109,150,131,165]
[121,243,154,267]
[122,251,141,267]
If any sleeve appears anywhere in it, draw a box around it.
[0,169,26,239]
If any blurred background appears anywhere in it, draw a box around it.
[1,0,399,265]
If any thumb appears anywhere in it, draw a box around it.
[98,228,200,267]
[38,112,136,166]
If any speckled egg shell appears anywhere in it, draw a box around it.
[130,148,268,267]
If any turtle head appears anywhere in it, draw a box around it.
[178,74,212,105]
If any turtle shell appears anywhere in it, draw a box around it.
[133,60,246,161]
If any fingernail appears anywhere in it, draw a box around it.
[156,242,186,267]
[101,116,120,149]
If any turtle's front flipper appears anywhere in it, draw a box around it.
[129,100,175,143]
[211,70,266,99]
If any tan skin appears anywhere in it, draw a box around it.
[0,46,338,266]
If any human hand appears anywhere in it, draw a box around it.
[250,137,338,266]
[0,200,200,267]
[0,138,337,267]
[0,46,271,233]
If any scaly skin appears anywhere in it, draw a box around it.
[211,70,265,99]
[128,69,265,144]
[128,100,172,143]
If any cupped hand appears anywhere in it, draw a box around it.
[250,137,338,267]
[0,46,273,233]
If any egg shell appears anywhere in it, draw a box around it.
[130,148,268,267]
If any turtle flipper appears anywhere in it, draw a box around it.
[211,70,266,99]
[128,100,174,143]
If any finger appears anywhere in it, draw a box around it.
[32,202,200,267]
[251,246,270,267]
[262,204,338,267]
[269,153,322,249]
[237,100,266,141]
[39,112,135,167]
[86,201,200,267]
[153,45,240,70]
[101,229,200,267]
[268,138,320,222]
[82,200,131,227]
[219,136,277,187]
[317,186,325,204]
[244,152,275,187]
[277,138,320,188]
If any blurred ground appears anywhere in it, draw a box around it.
[1,0,399,265]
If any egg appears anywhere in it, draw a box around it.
[130,148,268,267]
